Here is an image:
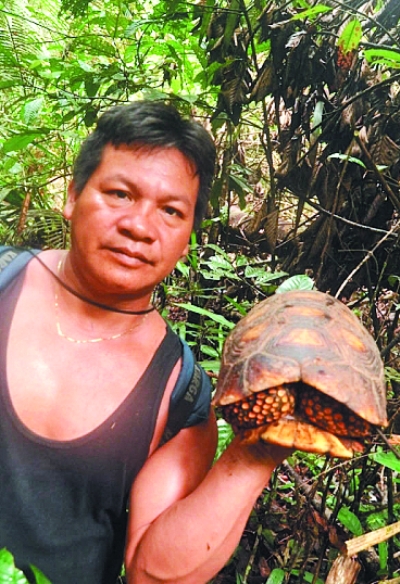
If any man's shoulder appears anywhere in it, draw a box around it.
[0,246,41,291]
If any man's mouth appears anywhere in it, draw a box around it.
[109,247,152,265]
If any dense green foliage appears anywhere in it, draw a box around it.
[1,0,400,582]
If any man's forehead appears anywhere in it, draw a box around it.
[101,143,199,176]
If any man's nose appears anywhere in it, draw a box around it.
[118,202,157,241]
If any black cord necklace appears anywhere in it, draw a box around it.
[28,249,157,316]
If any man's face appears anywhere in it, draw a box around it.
[63,144,199,303]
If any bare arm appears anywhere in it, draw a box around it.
[125,412,291,584]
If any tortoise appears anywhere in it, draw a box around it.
[213,290,388,458]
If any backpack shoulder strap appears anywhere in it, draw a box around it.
[159,338,208,446]
[0,246,40,292]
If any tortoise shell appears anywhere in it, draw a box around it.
[213,290,387,458]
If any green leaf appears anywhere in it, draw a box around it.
[206,255,235,272]
[266,568,286,584]
[223,295,248,316]
[22,98,44,125]
[311,100,324,137]
[175,260,191,279]
[199,359,220,373]
[0,188,13,203]
[290,4,332,21]
[205,244,232,262]
[338,19,363,54]
[337,506,363,536]
[364,48,400,68]
[366,512,388,531]
[243,265,263,279]
[30,566,52,584]
[228,173,253,198]
[378,541,388,571]
[244,266,287,283]
[197,0,215,40]
[215,419,235,460]
[388,274,400,287]
[200,345,220,358]
[327,153,366,169]
[370,451,400,472]
[77,59,93,72]
[276,275,314,293]
[174,303,236,329]
[385,366,400,383]
[2,132,44,154]
[223,0,240,54]
[0,549,29,583]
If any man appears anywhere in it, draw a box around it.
[0,100,291,584]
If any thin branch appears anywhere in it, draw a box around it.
[335,219,400,298]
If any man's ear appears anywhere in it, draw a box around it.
[63,181,78,220]
[180,242,190,260]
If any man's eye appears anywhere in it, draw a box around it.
[108,190,129,199]
[164,206,182,217]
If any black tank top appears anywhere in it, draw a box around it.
[0,273,182,584]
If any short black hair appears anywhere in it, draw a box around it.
[72,101,216,229]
